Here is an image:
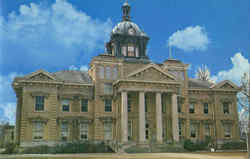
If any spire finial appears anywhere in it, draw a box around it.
[122,0,131,21]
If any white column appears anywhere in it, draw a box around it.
[156,92,163,143]
[121,91,128,142]
[172,93,179,142]
[139,91,146,143]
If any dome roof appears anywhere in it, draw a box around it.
[112,21,148,37]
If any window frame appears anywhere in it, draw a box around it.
[204,124,210,137]
[128,94,132,112]
[204,103,209,114]
[35,96,45,112]
[224,124,231,138]
[32,121,44,141]
[99,66,105,79]
[128,120,133,140]
[179,121,182,136]
[145,94,149,112]
[79,123,88,140]
[104,99,112,112]
[113,67,118,80]
[106,66,111,79]
[81,99,88,112]
[61,99,70,112]
[61,122,69,141]
[190,123,196,138]
[104,122,113,140]
[104,83,113,95]
[189,103,195,114]
[223,102,230,114]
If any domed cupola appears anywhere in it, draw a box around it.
[106,1,149,59]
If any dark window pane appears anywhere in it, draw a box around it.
[204,103,208,114]
[63,105,69,112]
[105,99,112,112]
[81,99,88,112]
[35,96,44,111]
[223,102,229,114]
[189,103,195,113]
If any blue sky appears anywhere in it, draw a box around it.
[0,0,249,124]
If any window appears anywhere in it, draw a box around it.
[179,121,182,136]
[190,123,196,138]
[99,66,104,79]
[32,121,44,140]
[204,124,210,137]
[113,67,118,79]
[35,96,44,111]
[80,123,88,140]
[105,99,112,112]
[145,123,149,140]
[204,103,209,114]
[128,94,132,112]
[104,83,113,95]
[104,122,112,140]
[61,122,69,141]
[223,102,230,114]
[128,45,135,57]
[162,123,166,138]
[145,95,149,112]
[106,66,111,79]
[81,99,88,112]
[224,124,231,138]
[178,99,182,113]
[189,103,195,113]
[162,102,166,113]
[62,100,70,112]
[136,47,139,57]
[128,120,133,140]
[122,46,127,56]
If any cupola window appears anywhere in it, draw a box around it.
[128,44,135,57]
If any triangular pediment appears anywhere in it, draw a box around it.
[26,70,56,81]
[127,64,177,82]
[212,80,239,89]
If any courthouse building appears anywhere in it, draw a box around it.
[12,2,240,147]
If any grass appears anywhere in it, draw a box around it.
[0,152,247,159]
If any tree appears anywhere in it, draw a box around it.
[238,73,250,158]
[195,65,215,83]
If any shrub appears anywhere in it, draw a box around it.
[21,145,51,154]
[221,141,247,150]
[183,139,210,152]
[1,143,17,154]
[20,142,114,154]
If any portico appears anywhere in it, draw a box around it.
[114,79,180,144]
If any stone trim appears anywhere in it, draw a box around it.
[98,116,116,123]
[28,116,49,124]
[113,79,180,85]
[127,63,177,81]
[30,92,50,98]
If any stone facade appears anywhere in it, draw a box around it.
[12,2,240,148]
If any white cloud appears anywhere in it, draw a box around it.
[168,26,210,52]
[0,0,112,70]
[69,65,88,71]
[0,72,22,125]
[211,52,249,85]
